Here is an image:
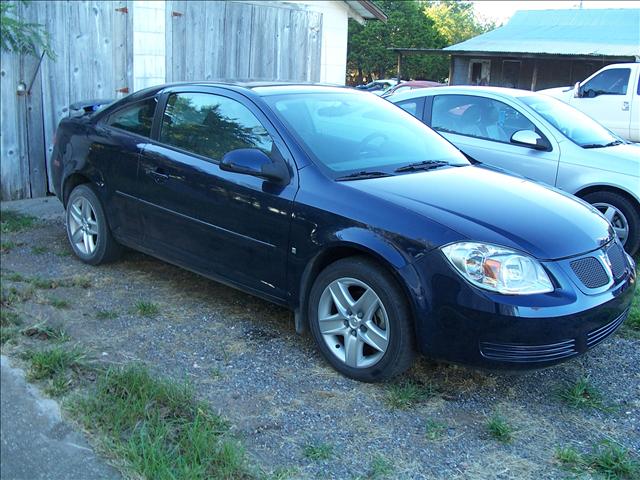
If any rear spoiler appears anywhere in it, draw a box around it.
[69,99,115,115]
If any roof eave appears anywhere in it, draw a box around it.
[344,1,387,22]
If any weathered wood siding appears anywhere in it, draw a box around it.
[166,1,323,83]
[0,0,132,200]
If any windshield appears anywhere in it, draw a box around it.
[263,92,468,177]
[519,94,620,148]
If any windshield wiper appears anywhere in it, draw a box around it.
[335,170,392,181]
[394,160,451,172]
[582,140,624,149]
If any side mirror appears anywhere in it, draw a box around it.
[220,148,290,185]
[573,81,582,98]
[510,130,546,150]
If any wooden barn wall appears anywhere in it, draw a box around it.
[0,0,132,201]
[165,1,323,83]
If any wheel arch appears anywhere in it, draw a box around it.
[62,173,92,207]
[294,241,419,335]
[574,184,640,213]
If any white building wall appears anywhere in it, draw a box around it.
[133,0,166,90]
[131,0,359,89]
[286,1,359,85]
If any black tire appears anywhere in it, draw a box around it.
[583,191,640,256]
[66,184,122,265]
[308,256,416,382]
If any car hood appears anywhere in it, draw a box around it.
[576,143,640,177]
[538,86,573,99]
[348,165,612,260]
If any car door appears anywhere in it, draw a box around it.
[426,93,560,187]
[135,88,296,300]
[94,96,158,244]
[570,67,633,139]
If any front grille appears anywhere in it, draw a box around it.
[480,339,577,363]
[606,242,627,280]
[587,308,629,348]
[570,257,609,288]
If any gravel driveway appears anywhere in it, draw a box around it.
[1,199,638,479]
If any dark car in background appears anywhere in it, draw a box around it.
[51,84,636,381]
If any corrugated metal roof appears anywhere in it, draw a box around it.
[444,9,640,57]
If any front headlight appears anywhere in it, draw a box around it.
[441,242,553,295]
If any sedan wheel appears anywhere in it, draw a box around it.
[318,277,390,369]
[308,256,415,382]
[68,197,99,255]
[66,184,122,265]
[593,202,629,246]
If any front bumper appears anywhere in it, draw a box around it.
[411,241,636,369]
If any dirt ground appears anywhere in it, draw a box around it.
[1,202,638,479]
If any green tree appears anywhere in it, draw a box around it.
[347,0,494,84]
[1,0,55,59]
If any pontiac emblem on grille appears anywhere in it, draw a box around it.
[599,252,614,279]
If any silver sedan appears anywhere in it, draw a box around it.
[390,86,640,255]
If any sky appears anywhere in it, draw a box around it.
[471,0,640,24]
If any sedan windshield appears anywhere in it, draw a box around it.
[263,92,468,177]
[519,94,621,148]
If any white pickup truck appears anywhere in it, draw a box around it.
[539,63,640,142]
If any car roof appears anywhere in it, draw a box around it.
[389,85,538,102]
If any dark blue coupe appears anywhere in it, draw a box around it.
[52,84,636,381]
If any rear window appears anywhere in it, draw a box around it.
[106,98,157,137]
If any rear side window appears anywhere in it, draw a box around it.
[159,92,273,161]
[431,94,537,144]
[107,98,156,137]
[395,98,423,119]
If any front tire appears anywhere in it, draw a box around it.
[583,191,639,256]
[308,256,415,382]
[66,184,122,265]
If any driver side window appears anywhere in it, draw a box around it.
[431,95,537,145]
[581,68,631,97]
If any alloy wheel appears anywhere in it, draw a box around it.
[593,202,629,246]
[68,196,99,255]
[317,277,389,369]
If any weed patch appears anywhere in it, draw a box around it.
[620,287,639,340]
[384,379,435,409]
[24,346,86,381]
[70,365,251,479]
[555,442,639,479]
[96,309,118,320]
[302,442,333,461]
[31,246,48,255]
[1,241,16,252]
[558,376,609,411]
[486,413,513,443]
[22,322,70,342]
[425,419,446,440]
[49,297,71,309]
[368,454,393,479]
[1,210,36,233]
[135,301,160,317]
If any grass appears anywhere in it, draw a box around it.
[24,346,86,381]
[384,379,435,409]
[424,419,446,440]
[31,245,48,255]
[556,442,639,479]
[619,283,639,339]
[1,240,16,252]
[21,322,70,342]
[486,413,513,443]
[1,326,20,345]
[302,442,333,461]
[44,373,74,397]
[1,285,34,306]
[0,309,22,346]
[0,210,36,233]
[368,454,394,479]
[49,297,71,309]
[558,376,608,410]
[5,272,26,282]
[30,277,61,289]
[96,309,118,320]
[135,301,160,317]
[70,365,251,479]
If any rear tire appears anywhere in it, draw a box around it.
[583,191,639,256]
[308,256,416,382]
[66,184,122,265]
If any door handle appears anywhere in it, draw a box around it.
[148,168,169,183]
[622,101,629,111]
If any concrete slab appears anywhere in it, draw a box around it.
[0,196,64,221]
[0,355,120,480]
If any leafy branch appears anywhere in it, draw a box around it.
[1,1,55,59]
